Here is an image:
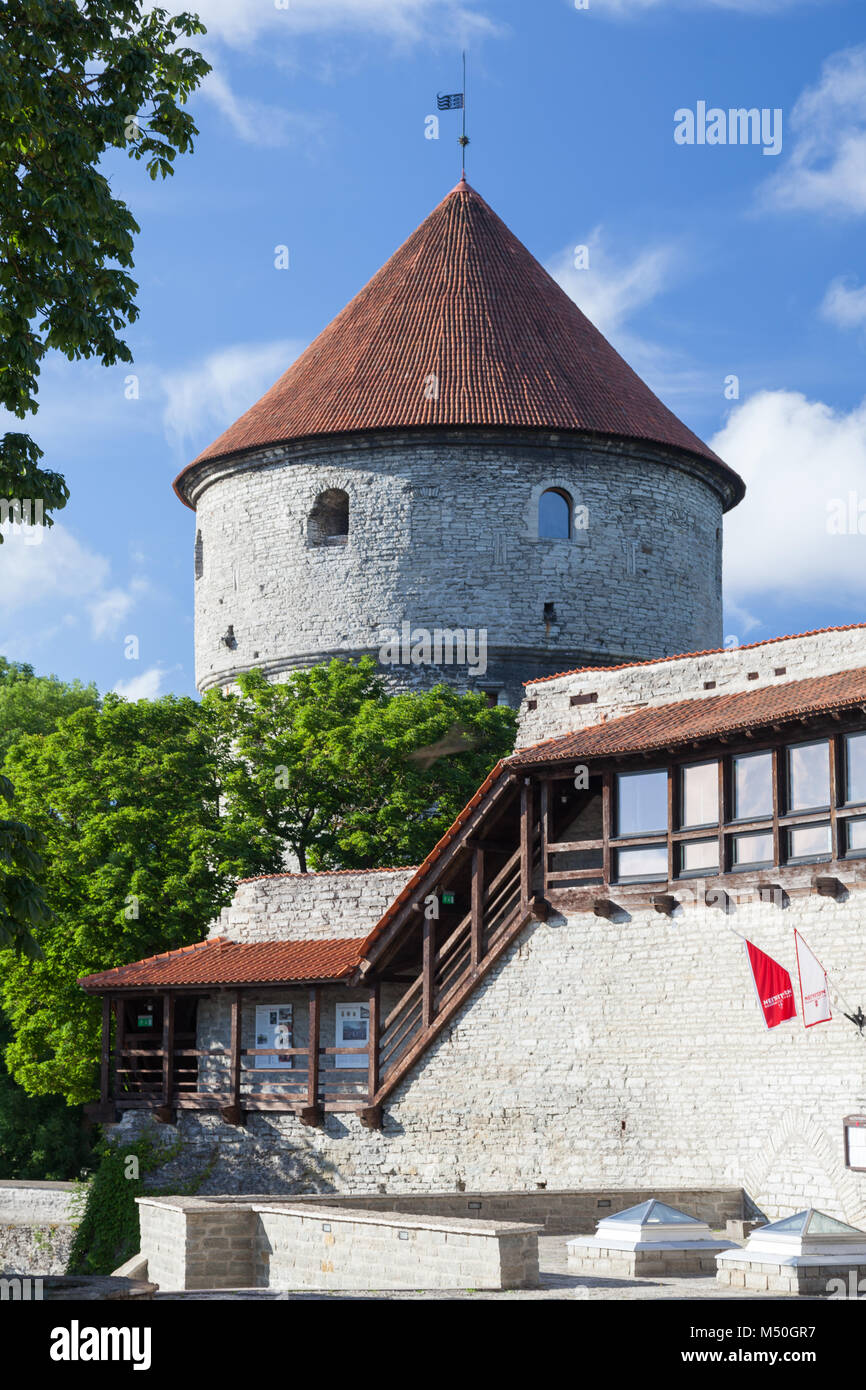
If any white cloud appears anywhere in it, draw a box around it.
[200,66,329,146]
[717,390,866,603]
[821,277,866,330]
[0,523,148,641]
[547,231,712,403]
[160,340,304,449]
[113,667,166,701]
[187,0,498,48]
[548,229,677,341]
[762,47,866,216]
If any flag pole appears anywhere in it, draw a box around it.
[460,50,469,175]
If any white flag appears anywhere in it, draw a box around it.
[795,931,832,1027]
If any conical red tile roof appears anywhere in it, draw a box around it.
[174,176,742,507]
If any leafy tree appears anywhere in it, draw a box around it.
[0,1011,93,1179]
[207,659,517,874]
[0,694,246,1104]
[0,656,99,763]
[0,769,50,956]
[0,0,210,533]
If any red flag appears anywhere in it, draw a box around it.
[745,940,797,1029]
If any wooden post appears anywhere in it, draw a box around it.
[367,982,380,1101]
[540,780,550,897]
[470,847,485,969]
[161,991,175,1109]
[114,998,125,1098]
[602,770,612,885]
[230,989,242,1112]
[100,995,112,1107]
[520,777,534,905]
[422,914,434,1028]
[308,986,321,1108]
[830,735,840,860]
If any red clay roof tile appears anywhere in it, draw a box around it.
[511,666,866,765]
[174,179,742,508]
[78,937,367,990]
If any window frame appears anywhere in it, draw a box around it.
[537,487,573,541]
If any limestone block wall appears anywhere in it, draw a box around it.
[189,429,726,703]
[138,889,866,1224]
[253,1203,541,1291]
[0,1182,79,1276]
[517,624,866,748]
[208,867,416,943]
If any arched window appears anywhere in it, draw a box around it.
[538,488,572,540]
[194,529,204,579]
[308,488,349,547]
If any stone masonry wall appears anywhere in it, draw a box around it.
[517,624,866,748]
[208,867,416,943]
[130,889,866,1224]
[191,429,726,704]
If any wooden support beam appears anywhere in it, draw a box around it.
[520,777,534,906]
[368,982,380,1102]
[162,992,175,1109]
[358,1104,383,1131]
[651,894,677,917]
[100,996,112,1108]
[470,847,484,969]
[540,779,551,899]
[813,874,845,899]
[114,998,124,1101]
[308,986,321,1109]
[422,914,434,1028]
[593,898,618,920]
[229,989,242,1121]
[297,1104,324,1128]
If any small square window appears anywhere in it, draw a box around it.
[615,770,667,837]
[615,844,668,882]
[787,822,831,863]
[679,838,719,876]
[732,752,773,820]
[731,830,774,868]
[845,733,866,805]
[787,740,830,812]
[680,762,719,829]
[845,816,866,856]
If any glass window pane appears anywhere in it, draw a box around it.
[847,817,866,854]
[846,733,866,804]
[616,770,668,836]
[615,845,668,881]
[788,741,830,811]
[733,752,773,820]
[787,823,831,861]
[680,838,719,874]
[731,830,774,866]
[681,762,719,828]
[538,490,570,539]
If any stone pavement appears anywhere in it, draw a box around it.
[155,1235,808,1300]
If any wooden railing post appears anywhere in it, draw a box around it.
[308,986,321,1108]
[100,996,112,1107]
[158,992,175,1121]
[367,982,380,1101]
[471,848,484,969]
[114,998,124,1098]
[422,914,434,1028]
[230,990,242,1111]
[520,777,534,905]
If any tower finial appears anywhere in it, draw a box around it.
[458,50,469,176]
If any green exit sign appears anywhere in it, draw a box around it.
[441,892,455,906]
[137,1015,153,1028]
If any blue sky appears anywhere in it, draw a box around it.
[2,0,866,699]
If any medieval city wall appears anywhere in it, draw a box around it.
[190,429,725,704]
[518,624,866,748]
[136,890,866,1224]
[208,867,416,943]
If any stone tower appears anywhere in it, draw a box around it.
[175,176,744,706]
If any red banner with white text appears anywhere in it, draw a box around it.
[745,940,797,1029]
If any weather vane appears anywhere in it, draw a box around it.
[437,51,469,175]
